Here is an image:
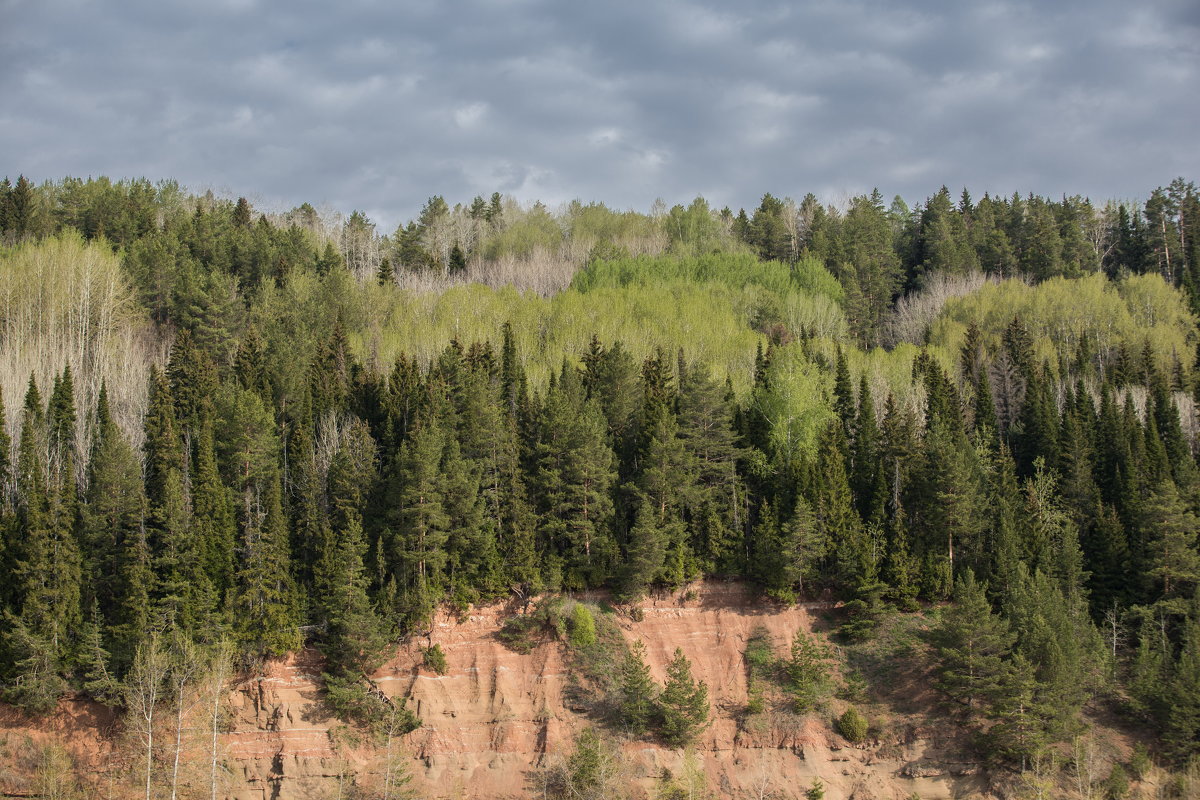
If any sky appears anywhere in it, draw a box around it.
[2,0,1198,230]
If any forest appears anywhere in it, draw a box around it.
[1,174,1199,785]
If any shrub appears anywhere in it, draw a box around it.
[1129,743,1151,780]
[569,604,597,649]
[423,644,447,675]
[746,685,765,715]
[1103,763,1130,799]
[744,626,775,679]
[837,707,869,743]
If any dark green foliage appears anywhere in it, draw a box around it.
[658,647,709,746]
[423,644,447,675]
[619,640,657,735]
[837,706,869,743]
[1103,763,1130,799]
[932,572,1015,710]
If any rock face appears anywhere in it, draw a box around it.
[217,581,988,800]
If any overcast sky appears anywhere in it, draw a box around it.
[2,0,1198,230]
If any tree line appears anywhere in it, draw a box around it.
[0,175,1198,769]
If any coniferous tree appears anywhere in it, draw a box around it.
[386,420,450,621]
[618,640,657,735]
[534,367,617,588]
[231,475,302,658]
[191,418,237,601]
[4,378,81,710]
[81,385,145,628]
[658,648,709,747]
[932,571,1015,711]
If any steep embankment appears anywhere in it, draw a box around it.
[0,582,986,799]
[220,582,982,800]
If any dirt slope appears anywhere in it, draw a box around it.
[0,581,987,800]
[222,581,983,800]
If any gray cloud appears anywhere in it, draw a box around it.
[2,0,1197,229]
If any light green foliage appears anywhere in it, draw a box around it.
[542,727,622,800]
[480,201,563,260]
[335,280,763,394]
[928,273,1197,379]
[747,343,835,462]
[573,252,842,302]
[569,603,597,649]
[1130,743,1152,780]
[743,627,775,715]
[805,778,826,800]
[0,234,154,447]
[837,706,869,743]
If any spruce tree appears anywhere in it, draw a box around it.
[385,420,450,621]
[658,648,709,747]
[231,476,302,658]
[190,418,237,600]
[618,640,657,735]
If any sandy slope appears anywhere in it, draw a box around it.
[0,581,988,799]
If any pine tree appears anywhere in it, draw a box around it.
[4,377,81,709]
[80,386,145,627]
[144,369,212,633]
[932,571,1015,710]
[377,256,395,286]
[1163,601,1200,761]
[675,360,743,573]
[814,423,870,592]
[534,368,617,588]
[78,600,119,702]
[658,648,709,747]
[618,640,657,735]
[1138,480,1200,601]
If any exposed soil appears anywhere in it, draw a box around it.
[1,581,994,799]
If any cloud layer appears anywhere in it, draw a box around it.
[3,0,1197,228]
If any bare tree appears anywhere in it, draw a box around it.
[203,639,234,800]
[167,633,203,800]
[35,742,78,800]
[124,633,169,800]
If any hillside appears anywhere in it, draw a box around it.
[1,178,1199,797]
[1,582,992,800]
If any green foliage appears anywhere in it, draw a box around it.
[3,176,1200,771]
[837,706,869,743]
[1103,762,1130,799]
[542,726,620,800]
[805,778,826,800]
[423,644,447,675]
[569,604,597,649]
[619,640,658,736]
[784,634,834,714]
[927,273,1197,380]
[658,648,709,747]
[322,672,421,735]
[1130,743,1152,781]
[744,626,775,679]
[496,611,552,655]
